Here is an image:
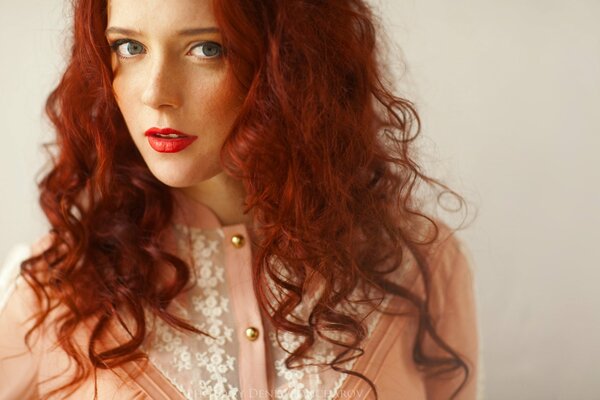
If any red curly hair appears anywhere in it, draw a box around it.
[19,0,474,399]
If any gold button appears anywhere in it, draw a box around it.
[231,234,245,248]
[245,326,259,341]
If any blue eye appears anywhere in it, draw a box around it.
[109,39,145,58]
[108,39,224,61]
[190,41,224,59]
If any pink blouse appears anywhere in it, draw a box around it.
[0,191,483,399]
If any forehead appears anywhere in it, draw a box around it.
[107,0,217,28]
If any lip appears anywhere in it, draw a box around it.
[144,127,198,153]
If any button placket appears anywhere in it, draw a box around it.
[230,232,261,343]
[223,226,269,398]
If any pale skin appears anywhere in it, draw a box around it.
[106,0,253,227]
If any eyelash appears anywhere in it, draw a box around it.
[108,39,225,61]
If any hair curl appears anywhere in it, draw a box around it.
[19,0,475,399]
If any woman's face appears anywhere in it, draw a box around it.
[106,0,244,187]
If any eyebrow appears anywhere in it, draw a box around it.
[105,26,220,36]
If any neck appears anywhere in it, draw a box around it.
[172,172,253,227]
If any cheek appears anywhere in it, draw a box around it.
[221,75,245,111]
[112,75,125,109]
[112,75,137,124]
[110,57,123,101]
[195,78,243,128]
[111,60,141,116]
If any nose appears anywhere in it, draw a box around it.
[141,56,182,110]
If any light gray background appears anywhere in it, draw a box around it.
[1,1,599,399]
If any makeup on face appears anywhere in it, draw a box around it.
[145,127,198,153]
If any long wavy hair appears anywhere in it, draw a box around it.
[19,0,474,399]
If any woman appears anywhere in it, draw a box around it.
[0,0,481,399]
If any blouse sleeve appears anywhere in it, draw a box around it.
[0,240,45,400]
[421,230,484,400]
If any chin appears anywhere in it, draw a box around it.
[157,174,201,189]
[148,164,220,189]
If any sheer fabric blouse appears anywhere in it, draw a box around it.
[0,191,484,399]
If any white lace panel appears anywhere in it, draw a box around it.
[142,225,240,399]
[141,224,396,400]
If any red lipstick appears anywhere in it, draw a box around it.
[144,127,198,153]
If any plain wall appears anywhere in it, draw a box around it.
[1,1,599,399]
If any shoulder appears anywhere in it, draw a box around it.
[0,231,61,346]
[1,233,146,398]
[390,220,475,325]
[392,219,474,295]
[0,231,54,313]
[424,221,476,306]
[416,219,476,286]
[1,231,57,311]
[0,231,57,330]
[0,233,55,397]
[0,244,31,312]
